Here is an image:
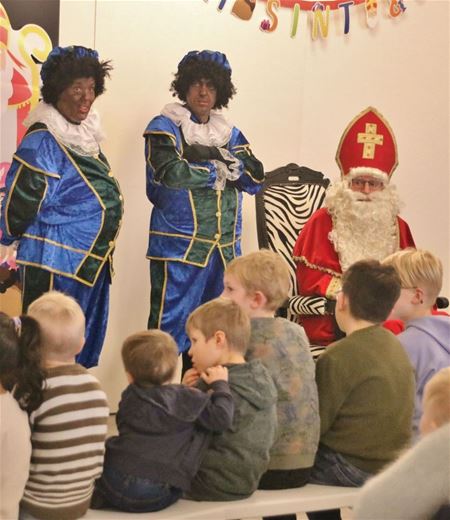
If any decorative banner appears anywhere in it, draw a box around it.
[204,0,407,39]
[0,1,54,186]
[0,0,55,270]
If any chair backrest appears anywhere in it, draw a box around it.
[255,163,330,318]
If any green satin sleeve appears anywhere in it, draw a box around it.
[4,162,48,238]
[146,132,215,189]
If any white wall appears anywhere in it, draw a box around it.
[60,0,450,410]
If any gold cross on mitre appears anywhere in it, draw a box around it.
[357,123,384,159]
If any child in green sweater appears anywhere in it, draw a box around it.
[183,297,277,501]
[308,260,415,520]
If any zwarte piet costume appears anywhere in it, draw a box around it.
[0,46,123,367]
[144,50,264,355]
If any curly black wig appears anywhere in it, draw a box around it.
[41,47,112,106]
[171,59,236,110]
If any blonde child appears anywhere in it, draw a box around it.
[0,312,44,519]
[354,367,450,519]
[20,291,109,520]
[183,297,278,501]
[92,329,234,512]
[383,248,450,439]
[223,250,319,494]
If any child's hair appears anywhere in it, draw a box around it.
[382,248,443,306]
[225,249,290,311]
[0,312,45,413]
[122,330,178,386]
[27,291,85,357]
[342,259,401,323]
[423,367,450,428]
[186,297,250,354]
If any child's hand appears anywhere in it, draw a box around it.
[201,365,228,384]
[182,368,201,387]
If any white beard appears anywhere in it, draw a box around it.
[325,181,403,272]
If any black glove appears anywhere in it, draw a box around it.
[183,144,222,163]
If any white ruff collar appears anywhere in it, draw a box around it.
[24,102,105,156]
[161,102,232,146]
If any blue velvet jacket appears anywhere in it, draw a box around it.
[0,123,123,286]
[144,113,264,267]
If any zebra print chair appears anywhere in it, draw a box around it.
[255,163,332,353]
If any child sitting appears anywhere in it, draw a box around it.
[383,248,450,440]
[354,367,450,520]
[223,250,319,492]
[183,297,278,501]
[21,291,109,520]
[308,260,415,520]
[0,312,44,520]
[92,329,234,512]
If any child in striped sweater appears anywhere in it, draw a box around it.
[20,291,109,520]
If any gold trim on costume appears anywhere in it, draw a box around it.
[4,164,23,236]
[293,255,342,278]
[157,261,168,328]
[218,239,236,248]
[145,130,177,147]
[232,189,238,257]
[243,168,263,184]
[16,260,96,287]
[146,255,209,269]
[13,155,61,178]
[36,176,48,214]
[325,277,342,299]
[231,144,251,152]
[145,134,158,175]
[183,191,197,261]
[21,234,104,259]
[149,230,217,244]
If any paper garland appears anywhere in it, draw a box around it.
[204,0,407,39]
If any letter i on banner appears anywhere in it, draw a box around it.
[311,5,330,40]
[291,3,301,38]
[232,0,256,20]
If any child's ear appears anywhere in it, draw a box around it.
[336,290,346,312]
[252,290,268,309]
[125,371,135,384]
[412,287,425,305]
[214,330,227,348]
[76,337,85,355]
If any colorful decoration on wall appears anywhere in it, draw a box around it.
[0,0,54,270]
[203,0,407,39]
[0,1,53,184]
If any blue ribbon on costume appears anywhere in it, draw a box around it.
[178,50,231,73]
[41,45,99,81]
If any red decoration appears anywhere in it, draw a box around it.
[336,107,399,179]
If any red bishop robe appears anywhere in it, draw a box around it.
[293,207,415,346]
